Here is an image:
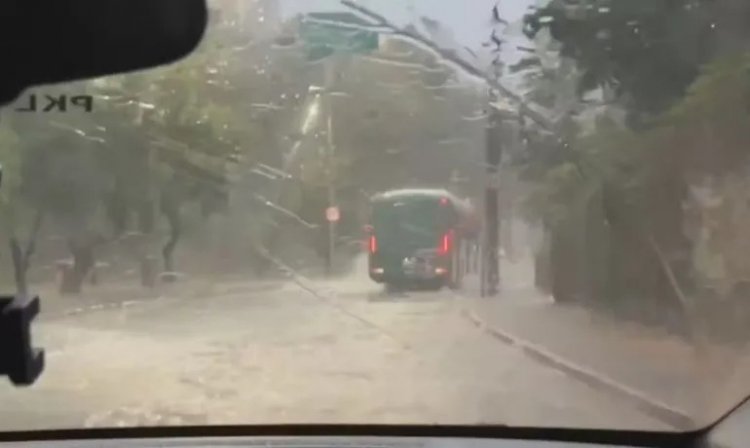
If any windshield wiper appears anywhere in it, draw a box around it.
[0,295,44,385]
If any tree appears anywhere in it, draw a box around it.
[77,7,273,279]
[0,2,317,293]
[10,114,110,294]
[514,1,750,314]
[0,116,44,296]
[523,0,750,127]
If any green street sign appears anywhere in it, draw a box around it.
[300,12,379,62]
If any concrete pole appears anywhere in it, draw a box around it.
[324,56,337,276]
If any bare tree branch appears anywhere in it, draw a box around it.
[339,0,556,130]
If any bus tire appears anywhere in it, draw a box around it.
[385,282,407,294]
[425,279,444,291]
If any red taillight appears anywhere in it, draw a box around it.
[438,230,453,255]
[369,235,378,253]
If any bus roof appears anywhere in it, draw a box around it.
[369,188,480,235]
[369,188,459,203]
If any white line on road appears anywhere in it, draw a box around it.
[255,247,413,351]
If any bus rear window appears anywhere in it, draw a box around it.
[371,198,455,239]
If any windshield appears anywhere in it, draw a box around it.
[371,197,453,249]
[1,0,750,433]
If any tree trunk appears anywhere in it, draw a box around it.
[534,227,552,295]
[107,185,130,238]
[161,204,181,275]
[140,256,158,288]
[137,199,158,287]
[138,200,156,234]
[8,211,43,297]
[61,241,95,295]
[9,238,28,297]
[550,222,576,303]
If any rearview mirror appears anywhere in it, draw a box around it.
[0,0,207,105]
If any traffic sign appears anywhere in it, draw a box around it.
[300,12,379,62]
[326,206,340,222]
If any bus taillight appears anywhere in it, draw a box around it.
[369,235,378,254]
[438,230,453,255]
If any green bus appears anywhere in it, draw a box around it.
[366,188,479,290]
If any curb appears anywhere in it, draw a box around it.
[43,295,165,320]
[461,305,695,430]
[41,280,285,320]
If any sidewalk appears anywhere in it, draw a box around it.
[31,276,285,319]
[462,254,750,428]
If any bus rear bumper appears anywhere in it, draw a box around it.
[369,253,451,285]
[368,267,449,284]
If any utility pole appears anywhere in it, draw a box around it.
[481,3,506,297]
[324,55,338,277]
[483,102,502,297]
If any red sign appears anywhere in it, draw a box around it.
[326,206,340,222]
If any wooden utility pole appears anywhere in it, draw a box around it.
[481,4,506,297]
[483,105,502,297]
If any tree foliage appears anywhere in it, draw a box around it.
[523,0,750,126]
[0,2,288,292]
[516,0,750,316]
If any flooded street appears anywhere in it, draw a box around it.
[0,261,667,431]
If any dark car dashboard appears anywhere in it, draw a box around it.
[0,405,748,448]
[0,437,653,448]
